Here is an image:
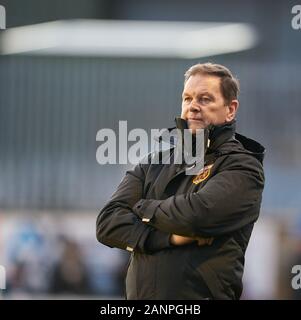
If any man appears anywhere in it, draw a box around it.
[96,63,265,299]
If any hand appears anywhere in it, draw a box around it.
[170,234,214,246]
[170,234,196,246]
[194,237,214,246]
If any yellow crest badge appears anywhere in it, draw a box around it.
[192,164,214,185]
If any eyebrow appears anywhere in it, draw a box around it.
[182,91,215,99]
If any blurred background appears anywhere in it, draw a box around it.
[0,0,301,299]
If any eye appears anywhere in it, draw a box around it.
[183,97,192,102]
[199,97,211,104]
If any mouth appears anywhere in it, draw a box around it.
[187,118,206,130]
[188,118,203,122]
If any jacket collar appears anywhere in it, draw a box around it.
[153,118,265,164]
[154,118,236,152]
[206,119,236,153]
[173,117,236,155]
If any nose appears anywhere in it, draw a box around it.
[189,101,201,113]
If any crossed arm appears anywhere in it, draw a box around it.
[96,154,264,253]
[96,162,206,253]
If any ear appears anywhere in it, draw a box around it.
[225,99,239,122]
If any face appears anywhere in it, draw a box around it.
[181,73,239,133]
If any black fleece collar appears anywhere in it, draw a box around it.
[174,117,236,154]
[206,119,236,153]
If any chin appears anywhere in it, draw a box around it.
[188,127,202,135]
[188,123,206,133]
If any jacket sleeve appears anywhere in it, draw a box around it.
[96,160,173,253]
[132,154,265,237]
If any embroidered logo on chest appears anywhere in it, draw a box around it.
[192,164,214,185]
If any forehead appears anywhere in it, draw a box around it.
[183,74,221,95]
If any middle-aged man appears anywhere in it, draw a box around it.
[96,63,265,300]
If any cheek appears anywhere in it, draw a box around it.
[207,105,228,122]
[200,107,220,123]
[202,107,215,118]
[208,105,225,116]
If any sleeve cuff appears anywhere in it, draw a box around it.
[144,229,173,253]
[133,199,162,221]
